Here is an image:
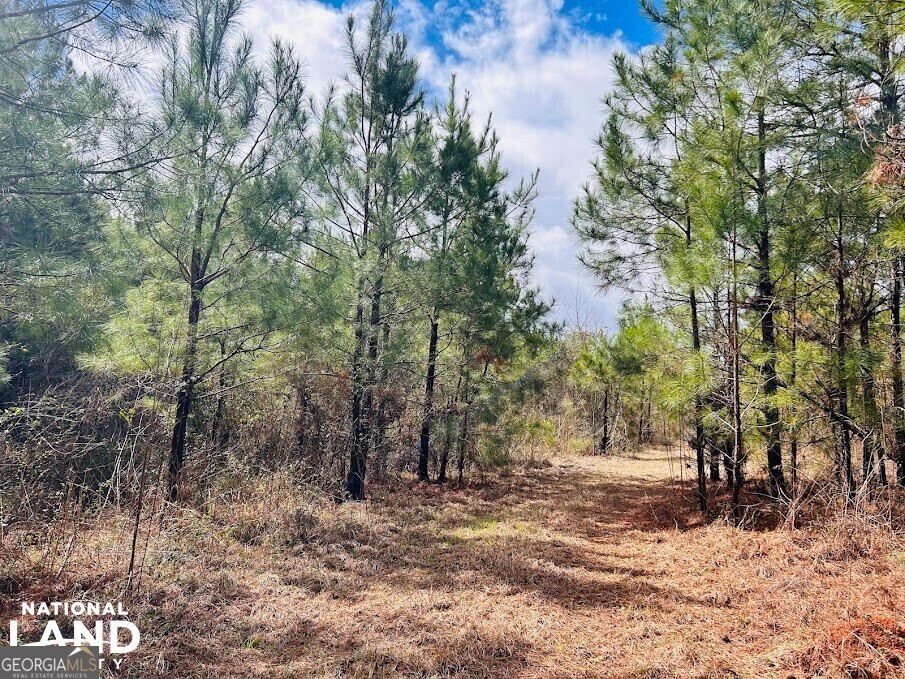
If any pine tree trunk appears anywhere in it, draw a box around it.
[709,288,723,484]
[709,446,720,483]
[168,207,205,503]
[456,369,471,484]
[893,257,905,485]
[456,406,469,484]
[168,295,200,501]
[438,411,453,482]
[878,40,905,486]
[418,310,440,481]
[722,435,735,487]
[296,383,310,455]
[834,233,854,495]
[730,225,744,521]
[756,108,785,500]
[690,285,707,512]
[347,260,385,500]
[636,381,645,447]
[600,386,610,455]
[347,282,370,500]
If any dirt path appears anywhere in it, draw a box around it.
[110,450,905,676]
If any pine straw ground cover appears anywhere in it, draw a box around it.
[2,448,905,678]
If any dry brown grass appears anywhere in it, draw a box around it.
[2,448,905,678]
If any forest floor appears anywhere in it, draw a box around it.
[5,448,905,678]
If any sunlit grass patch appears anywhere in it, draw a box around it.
[448,516,500,541]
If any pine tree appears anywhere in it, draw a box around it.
[131,0,310,500]
[417,79,500,482]
[315,0,432,499]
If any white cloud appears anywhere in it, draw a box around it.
[418,0,629,326]
[241,0,638,327]
[241,0,353,96]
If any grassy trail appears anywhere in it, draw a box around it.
[128,449,905,677]
[7,449,905,677]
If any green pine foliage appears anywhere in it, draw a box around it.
[10,0,905,515]
[0,0,554,510]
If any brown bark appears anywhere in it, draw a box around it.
[418,310,440,481]
[690,285,707,512]
[599,386,611,455]
[834,232,854,495]
[168,205,205,502]
[755,107,785,500]
[893,257,905,485]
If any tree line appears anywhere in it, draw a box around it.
[573,0,905,514]
[0,0,551,514]
[8,0,905,523]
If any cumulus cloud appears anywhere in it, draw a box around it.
[417,0,629,327]
[241,0,352,95]
[241,0,637,328]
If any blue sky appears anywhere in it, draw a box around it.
[310,0,659,46]
[563,0,659,44]
[241,0,660,328]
